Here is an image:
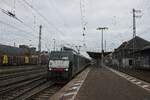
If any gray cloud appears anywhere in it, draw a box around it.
[0,0,149,52]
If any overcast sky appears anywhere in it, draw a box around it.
[0,0,150,52]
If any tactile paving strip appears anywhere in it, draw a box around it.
[49,67,91,100]
[105,66,150,92]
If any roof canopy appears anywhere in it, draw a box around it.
[87,51,111,59]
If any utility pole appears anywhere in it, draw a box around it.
[133,9,136,38]
[133,8,141,38]
[105,40,106,52]
[38,25,42,52]
[97,27,108,67]
[14,42,16,47]
[53,39,56,51]
[132,8,141,66]
[75,45,82,70]
[75,45,82,54]
[38,25,42,65]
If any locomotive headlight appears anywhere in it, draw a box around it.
[65,68,68,71]
[49,68,52,71]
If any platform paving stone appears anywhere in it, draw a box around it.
[75,66,150,100]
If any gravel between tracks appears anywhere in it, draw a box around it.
[0,65,48,100]
[0,65,46,75]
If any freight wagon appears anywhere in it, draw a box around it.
[0,44,49,66]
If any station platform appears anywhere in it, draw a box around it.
[75,66,150,100]
[49,65,150,100]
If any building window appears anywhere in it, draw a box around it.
[129,59,132,66]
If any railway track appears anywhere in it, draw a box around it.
[0,65,87,100]
[0,65,49,100]
[0,67,47,80]
[0,65,47,87]
[0,65,64,100]
[0,78,46,100]
[0,76,44,94]
[0,65,46,75]
[29,84,64,100]
[0,71,47,87]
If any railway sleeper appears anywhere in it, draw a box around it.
[0,76,46,94]
[0,78,47,100]
[0,68,47,80]
[0,66,47,76]
[0,72,47,87]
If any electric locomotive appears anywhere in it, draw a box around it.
[47,48,91,82]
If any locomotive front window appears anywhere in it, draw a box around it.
[49,59,69,68]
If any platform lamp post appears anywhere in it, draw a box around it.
[96,27,108,67]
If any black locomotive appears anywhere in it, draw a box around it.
[47,47,91,82]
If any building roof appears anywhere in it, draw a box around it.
[0,44,37,56]
[116,36,150,51]
[87,51,112,59]
[0,44,25,55]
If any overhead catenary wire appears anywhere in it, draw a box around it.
[0,16,50,43]
[20,0,68,47]
[0,20,38,38]
[22,0,66,37]
[0,1,54,44]
[0,7,38,38]
[23,0,76,50]
[12,0,61,41]
[17,1,54,40]
[0,19,52,49]
[0,0,83,51]
[0,1,35,31]
[0,9,50,43]
[47,0,74,35]
[134,0,150,38]
[0,20,38,46]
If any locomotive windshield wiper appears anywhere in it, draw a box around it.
[0,8,23,23]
